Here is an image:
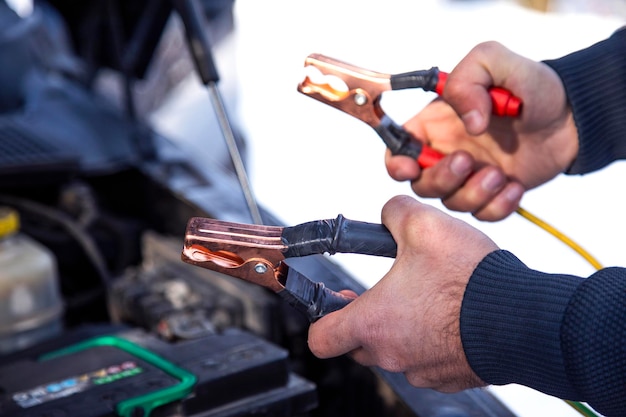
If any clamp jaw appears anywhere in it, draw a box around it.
[298,53,522,168]
[182,215,396,321]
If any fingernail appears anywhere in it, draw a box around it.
[481,170,504,192]
[504,184,524,203]
[449,154,471,177]
[461,110,484,134]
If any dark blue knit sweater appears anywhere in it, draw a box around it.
[460,28,626,417]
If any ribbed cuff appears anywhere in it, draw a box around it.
[543,28,626,175]
[561,267,626,416]
[460,250,584,399]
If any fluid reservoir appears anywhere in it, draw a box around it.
[0,207,64,354]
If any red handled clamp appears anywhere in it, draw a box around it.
[297,54,522,168]
[391,69,521,117]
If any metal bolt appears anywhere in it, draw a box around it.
[254,263,267,274]
[354,93,367,106]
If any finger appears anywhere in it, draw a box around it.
[444,41,517,135]
[349,346,377,368]
[444,80,492,136]
[444,72,493,135]
[338,289,359,299]
[384,149,421,181]
[404,371,466,393]
[440,165,507,213]
[380,195,433,243]
[410,151,474,198]
[405,365,485,393]
[472,181,525,221]
[308,306,361,359]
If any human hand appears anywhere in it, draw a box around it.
[385,41,578,221]
[307,195,498,392]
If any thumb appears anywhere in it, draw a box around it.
[442,73,493,136]
[443,41,521,135]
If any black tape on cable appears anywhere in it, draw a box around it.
[281,215,397,259]
[280,261,354,322]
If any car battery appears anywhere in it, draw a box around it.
[0,327,317,417]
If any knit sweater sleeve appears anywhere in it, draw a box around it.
[460,250,626,416]
[543,28,626,174]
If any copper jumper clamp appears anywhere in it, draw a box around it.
[297,53,522,168]
[181,215,397,321]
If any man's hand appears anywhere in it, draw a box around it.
[307,195,498,392]
[385,41,578,221]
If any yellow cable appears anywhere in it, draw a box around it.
[515,206,603,417]
[515,206,603,270]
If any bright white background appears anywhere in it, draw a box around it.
[157,1,626,416]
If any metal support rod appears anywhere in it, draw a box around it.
[207,82,264,224]
[173,0,263,224]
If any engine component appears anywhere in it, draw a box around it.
[0,207,63,354]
